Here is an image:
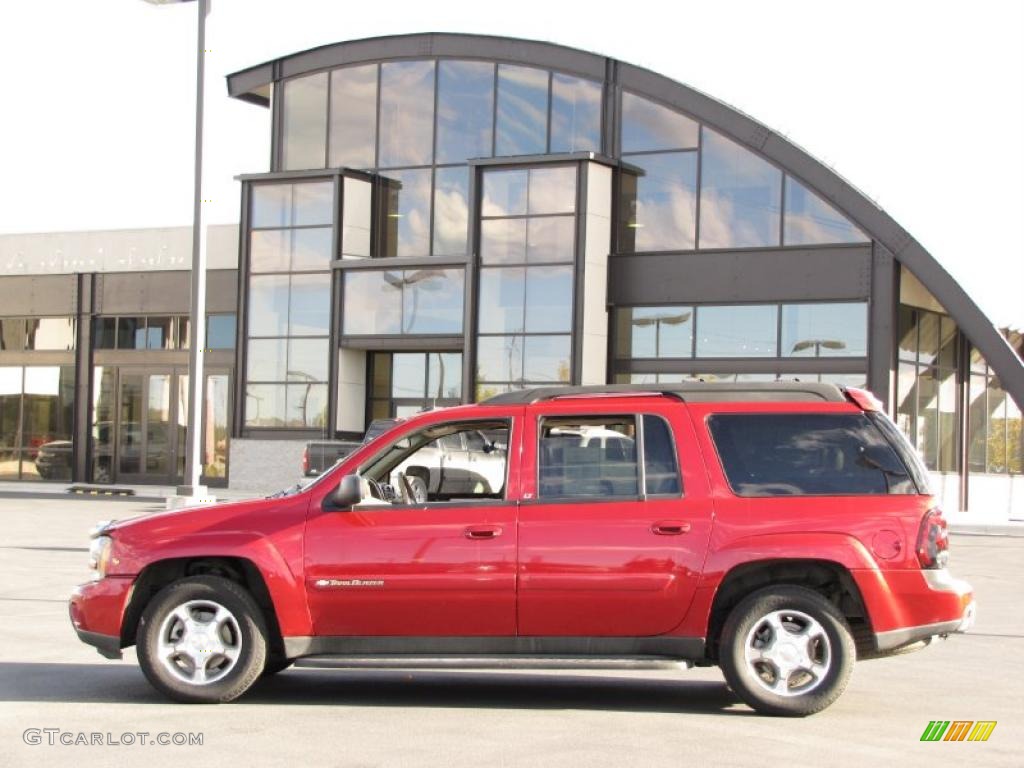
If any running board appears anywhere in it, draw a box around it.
[294,655,691,671]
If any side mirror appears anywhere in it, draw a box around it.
[330,474,364,509]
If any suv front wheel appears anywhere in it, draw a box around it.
[136,575,268,703]
[719,585,855,716]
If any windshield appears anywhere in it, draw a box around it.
[266,459,342,499]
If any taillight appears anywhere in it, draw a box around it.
[845,387,882,411]
[916,508,950,569]
[301,447,309,476]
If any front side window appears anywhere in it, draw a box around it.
[709,413,917,496]
[538,414,681,499]
[361,420,510,503]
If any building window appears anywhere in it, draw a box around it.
[342,269,465,336]
[615,302,867,360]
[282,72,328,171]
[0,365,75,482]
[784,177,868,246]
[968,354,1023,475]
[476,166,577,399]
[245,181,334,430]
[206,314,236,350]
[93,316,190,350]
[550,73,602,153]
[0,318,76,352]
[699,128,783,249]
[896,305,959,472]
[328,64,377,169]
[368,352,462,419]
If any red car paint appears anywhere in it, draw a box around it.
[70,391,974,664]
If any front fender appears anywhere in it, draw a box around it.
[114,531,312,637]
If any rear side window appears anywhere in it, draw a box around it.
[708,413,916,496]
[538,414,681,499]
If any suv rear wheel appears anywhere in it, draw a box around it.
[136,575,267,703]
[719,585,854,716]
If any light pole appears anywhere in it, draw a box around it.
[141,0,212,503]
[791,339,847,357]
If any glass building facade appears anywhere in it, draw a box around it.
[1,35,1021,516]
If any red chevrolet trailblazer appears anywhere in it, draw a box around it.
[70,383,974,716]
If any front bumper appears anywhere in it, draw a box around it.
[68,578,134,660]
[872,568,975,652]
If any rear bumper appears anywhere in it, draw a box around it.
[68,578,133,660]
[869,568,975,652]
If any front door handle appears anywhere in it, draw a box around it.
[651,521,691,536]
[465,525,502,540]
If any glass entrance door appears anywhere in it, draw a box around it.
[116,369,180,485]
[367,351,463,420]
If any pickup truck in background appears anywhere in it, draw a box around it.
[302,419,399,476]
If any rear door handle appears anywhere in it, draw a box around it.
[651,521,691,535]
[465,525,502,540]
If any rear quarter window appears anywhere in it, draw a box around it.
[708,413,917,496]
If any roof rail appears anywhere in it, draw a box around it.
[479,382,846,406]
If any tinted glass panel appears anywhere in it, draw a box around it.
[287,338,329,382]
[432,166,470,256]
[436,60,494,164]
[380,168,432,258]
[482,171,527,219]
[528,167,576,214]
[699,128,782,248]
[784,177,868,245]
[527,216,575,263]
[244,384,287,428]
[781,303,867,357]
[0,319,25,351]
[402,268,464,334]
[524,265,573,332]
[478,267,526,334]
[252,182,332,227]
[617,306,693,358]
[523,335,571,382]
[710,413,916,496]
[328,64,378,169]
[378,60,435,168]
[288,274,331,336]
[290,228,333,271]
[495,65,549,156]
[643,414,681,495]
[476,335,523,383]
[146,317,174,349]
[619,152,697,251]
[481,218,527,264]
[248,275,290,337]
[427,353,463,399]
[539,417,638,498]
[391,353,426,398]
[342,271,402,335]
[207,314,236,349]
[696,305,778,357]
[249,230,289,273]
[247,339,286,382]
[550,74,601,153]
[621,92,699,152]
[282,73,327,171]
[25,318,75,351]
[116,317,144,350]
[93,318,117,350]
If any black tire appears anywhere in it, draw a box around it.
[136,575,268,703]
[719,585,855,716]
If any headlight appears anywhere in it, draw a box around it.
[88,535,113,580]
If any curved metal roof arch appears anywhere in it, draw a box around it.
[226,32,1024,409]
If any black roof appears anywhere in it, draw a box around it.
[479,382,848,406]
